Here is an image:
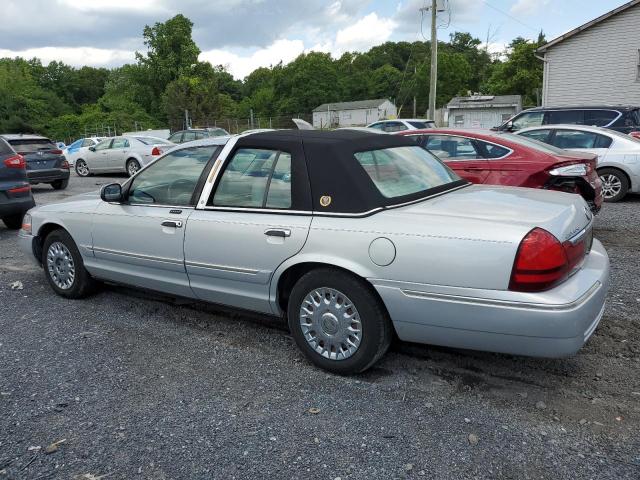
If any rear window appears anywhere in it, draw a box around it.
[135,136,172,145]
[0,138,15,155]
[354,146,459,198]
[8,138,56,153]
[408,121,433,129]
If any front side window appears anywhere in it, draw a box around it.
[518,129,553,143]
[94,139,111,151]
[551,130,599,149]
[128,145,218,206]
[511,112,544,130]
[368,122,385,130]
[168,132,183,143]
[383,121,407,132]
[81,139,94,147]
[354,146,459,198]
[213,148,292,209]
[423,135,481,160]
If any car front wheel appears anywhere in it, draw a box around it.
[599,167,629,202]
[42,229,97,298]
[287,268,393,374]
[75,159,90,177]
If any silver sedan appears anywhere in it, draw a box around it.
[19,130,609,374]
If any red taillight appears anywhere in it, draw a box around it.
[61,160,70,169]
[510,227,589,292]
[8,185,31,194]
[629,131,640,139]
[151,147,161,156]
[4,154,26,169]
[49,149,63,155]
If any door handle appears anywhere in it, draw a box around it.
[264,228,291,237]
[162,220,183,228]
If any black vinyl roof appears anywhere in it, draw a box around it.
[238,129,465,215]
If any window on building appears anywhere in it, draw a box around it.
[454,115,464,125]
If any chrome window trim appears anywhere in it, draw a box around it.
[196,135,240,209]
[405,133,514,160]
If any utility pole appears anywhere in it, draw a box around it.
[428,0,437,121]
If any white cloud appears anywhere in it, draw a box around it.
[200,39,305,79]
[0,47,135,67]
[59,0,160,11]
[334,13,397,54]
[510,0,549,17]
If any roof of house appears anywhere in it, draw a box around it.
[313,99,392,112]
[447,95,522,109]
[537,0,640,53]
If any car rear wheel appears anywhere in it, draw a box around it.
[2,214,23,230]
[42,229,97,298]
[75,159,90,177]
[599,168,629,202]
[50,179,69,190]
[287,268,393,374]
[126,158,141,176]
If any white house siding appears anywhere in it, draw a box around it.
[542,5,640,106]
[312,101,397,128]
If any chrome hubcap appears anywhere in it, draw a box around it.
[299,287,362,361]
[76,161,88,176]
[128,161,139,175]
[601,174,621,199]
[46,242,75,289]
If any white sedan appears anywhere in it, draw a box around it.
[367,118,436,133]
[74,136,174,177]
[63,137,104,167]
[516,124,640,201]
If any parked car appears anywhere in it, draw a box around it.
[515,124,640,202]
[496,105,640,135]
[19,130,608,374]
[63,137,104,167]
[397,128,603,213]
[167,128,230,144]
[0,134,70,190]
[74,136,174,177]
[366,119,436,132]
[0,137,35,229]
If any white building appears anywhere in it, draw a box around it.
[537,0,640,106]
[312,99,397,129]
[446,95,522,129]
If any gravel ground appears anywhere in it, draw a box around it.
[1,175,639,479]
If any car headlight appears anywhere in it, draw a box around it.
[21,213,32,234]
[549,164,588,176]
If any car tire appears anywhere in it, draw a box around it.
[126,158,141,176]
[598,167,629,202]
[2,214,23,230]
[287,268,393,374]
[75,159,90,177]
[50,179,69,190]
[42,229,97,299]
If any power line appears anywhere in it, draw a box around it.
[482,0,539,33]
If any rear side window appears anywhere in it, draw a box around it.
[182,131,197,142]
[423,135,482,160]
[168,132,183,143]
[111,138,129,149]
[584,110,618,127]
[552,130,598,149]
[8,138,56,153]
[408,121,429,129]
[213,149,292,209]
[478,141,510,159]
[546,110,584,124]
[383,122,408,133]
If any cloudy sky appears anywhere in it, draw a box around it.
[0,0,627,79]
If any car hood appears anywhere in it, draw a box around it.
[390,184,592,243]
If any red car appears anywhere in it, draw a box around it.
[397,129,603,213]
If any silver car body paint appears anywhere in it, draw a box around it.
[19,133,609,358]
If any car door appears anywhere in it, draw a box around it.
[421,135,490,183]
[184,139,312,314]
[87,139,113,171]
[90,144,220,297]
[105,137,129,171]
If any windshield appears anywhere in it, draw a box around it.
[7,138,56,153]
[354,146,460,198]
[499,132,570,155]
[134,136,172,145]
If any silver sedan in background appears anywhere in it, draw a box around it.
[74,136,174,177]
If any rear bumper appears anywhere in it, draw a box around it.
[0,195,35,218]
[27,169,70,184]
[372,239,610,358]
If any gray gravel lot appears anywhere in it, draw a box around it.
[1,175,639,479]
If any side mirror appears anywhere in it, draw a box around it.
[89,146,96,152]
[100,183,123,203]
[505,120,514,131]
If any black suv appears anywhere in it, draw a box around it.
[0,137,35,229]
[0,134,70,190]
[496,106,640,134]
[168,128,230,144]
